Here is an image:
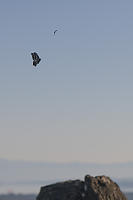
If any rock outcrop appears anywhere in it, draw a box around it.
[37,175,127,200]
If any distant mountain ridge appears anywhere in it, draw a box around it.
[0,158,133,193]
[0,158,133,183]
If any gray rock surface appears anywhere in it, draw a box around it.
[37,175,127,200]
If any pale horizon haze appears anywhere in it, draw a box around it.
[0,0,133,163]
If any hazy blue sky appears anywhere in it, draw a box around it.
[0,0,133,163]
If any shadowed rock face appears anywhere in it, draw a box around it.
[37,175,127,200]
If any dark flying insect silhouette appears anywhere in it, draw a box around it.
[31,52,41,67]
[53,30,58,35]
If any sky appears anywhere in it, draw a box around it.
[0,0,133,163]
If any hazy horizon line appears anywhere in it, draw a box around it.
[1,157,133,165]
